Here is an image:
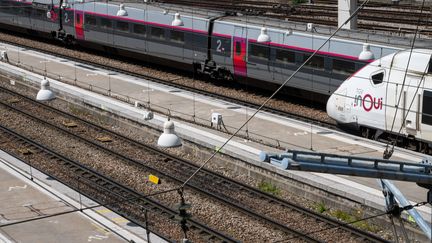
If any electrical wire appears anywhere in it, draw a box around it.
[383,0,427,159]
[272,201,428,243]
[180,0,372,188]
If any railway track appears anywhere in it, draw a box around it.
[0,85,390,242]
[0,124,234,242]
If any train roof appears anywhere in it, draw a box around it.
[377,49,432,73]
[73,0,225,20]
[216,14,432,49]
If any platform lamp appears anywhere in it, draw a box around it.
[171,13,184,26]
[36,77,56,101]
[117,3,128,16]
[358,43,375,61]
[157,118,182,148]
[257,27,270,43]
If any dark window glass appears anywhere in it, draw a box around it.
[116,21,129,32]
[76,13,81,24]
[333,59,355,74]
[276,49,295,63]
[211,38,231,57]
[85,15,97,26]
[100,18,112,29]
[428,58,432,74]
[235,42,241,56]
[23,6,32,16]
[250,44,269,60]
[36,9,46,19]
[371,72,384,85]
[171,30,184,44]
[151,27,165,40]
[422,90,432,125]
[133,24,146,35]
[303,54,324,69]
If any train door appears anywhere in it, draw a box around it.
[75,11,84,40]
[233,27,247,77]
[401,75,423,135]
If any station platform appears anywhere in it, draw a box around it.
[0,43,430,226]
[0,149,164,243]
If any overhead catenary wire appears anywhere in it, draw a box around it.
[272,201,428,243]
[180,0,372,188]
[383,0,427,159]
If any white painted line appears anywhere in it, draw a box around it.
[0,155,146,243]
[0,233,12,243]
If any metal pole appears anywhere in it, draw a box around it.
[145,209,150,243]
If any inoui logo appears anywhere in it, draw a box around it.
[354,94,383,112]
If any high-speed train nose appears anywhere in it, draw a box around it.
[326,93,338,121]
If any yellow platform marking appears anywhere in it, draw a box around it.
[111,217,129,224]
[96,208,111,214]
[149,174,160,184]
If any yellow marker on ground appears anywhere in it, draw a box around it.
[112,217,129,224]
[96,208,112,214]
[149,174,160,184]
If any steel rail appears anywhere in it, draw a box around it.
[0,123,237,243]
[0,86,389,243]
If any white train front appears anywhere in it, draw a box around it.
[327,49,432,152]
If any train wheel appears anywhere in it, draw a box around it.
[420,142,430,154]
[361,127,369,138]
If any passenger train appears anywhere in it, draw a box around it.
[327,49,432,153]
[0,0,427,101]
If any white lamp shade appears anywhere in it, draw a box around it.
[158,120,181,147]
[358,43,375,61]
[172,13,184,26]
[36,78,55,101]
[117,4,128,16]
[257,27,270,43]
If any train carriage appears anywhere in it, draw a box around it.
[0,0,429,101]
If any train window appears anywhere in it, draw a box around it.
[133,24,146,35]
[116,21,129,32]
[428,58,432,74]
[76,13,81,24]
[333,59,355,74]
[85,15,97,26]
[100,18,112,29]
[422,90,432,125]
[276,49,295,63]
[249,44,269,60]
[151,27,165,40]
[304,54,324,69]
[371,72,384,85]
[170,30,184,44]
[23,6,32,16]
[35,9,46,19]
[235,42,241,56]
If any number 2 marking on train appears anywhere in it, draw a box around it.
[216,40,222,52]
